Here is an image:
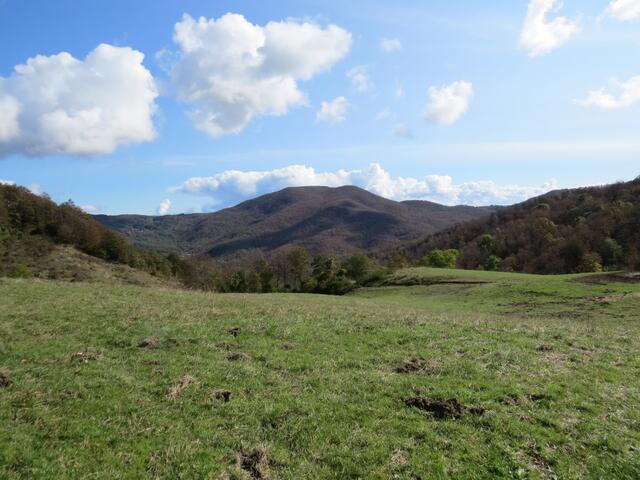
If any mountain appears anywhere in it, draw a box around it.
[95,186,496,258]
[0,183,179,286]
[404,178,640,274]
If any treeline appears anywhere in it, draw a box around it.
[1,184,388,293]
[406,178,640,274]
[1,184,177,276]
[172,247,388,295]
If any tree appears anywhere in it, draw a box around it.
[483,255,502,271]
[425,249,459,269]
[343,252,374,284]
[577,252,603,273]
[288,247,311,291]
[599,238,624,268]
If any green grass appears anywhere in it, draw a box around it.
[1,270,640,479]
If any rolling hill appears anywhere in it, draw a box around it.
[95,185,496,257]
[405,177,640,274]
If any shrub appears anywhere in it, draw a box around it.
[9,263,32,278]
[425,249,459,269]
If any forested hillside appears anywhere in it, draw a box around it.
[95,185,496,257]
[406,178,640,274]
[0,184,178,281]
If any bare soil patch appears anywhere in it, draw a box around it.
[236,446,273,479]
[404,396,485,418]
[396,357,431,374]
[0,368,10,387]
[167,375,197,399]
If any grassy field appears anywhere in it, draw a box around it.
[1,269,639,479]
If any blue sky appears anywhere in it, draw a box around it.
[1,0,639,214]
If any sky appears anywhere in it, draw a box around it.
[1,0,639,215]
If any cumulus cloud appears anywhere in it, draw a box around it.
[604,0,640,21]
[0,179,14,185]
[81,205,99,214]
[0,44,158,157]
[392,123,413,139]
[347,66,373,92]
[520,0,579,57]
[423,81,473,126]
[380,37,402,53]
[172,163,557,208]
[170,13,351,138]
[576,75,640,109]
[316,96,348,123]
[157,199,171,215]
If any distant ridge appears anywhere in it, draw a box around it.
[95,185,496,257]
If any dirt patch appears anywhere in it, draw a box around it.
[226,352,250,362]
[167,375,197,399]
[0,368,10,387]
[404,396,485,418]
[212,389,231,402]
[575,272,640,285]
[595,292,640,304]
[137,336,159,348]
[236,446,273,479]
[227,327,241,337]
[536,344,553,352]
[70,350,100,363]
[396,357,431,374]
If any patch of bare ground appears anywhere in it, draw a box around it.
[137,336,159,348]
[396,357,432,374]
[212,389,231,402]
[0,368,10,387]
[595,292,640,304]
[575,272,640,285]
[167,375,197,399]
[226,352,250,362]
[236,446,273,479]
[70,350,100,363]
[404,397,485,418]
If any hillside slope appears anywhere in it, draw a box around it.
[405,178,640,273]
[95,185,495,257]
[0,184,178,285]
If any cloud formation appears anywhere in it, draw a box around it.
[520,0,579,57]
[423,81,473,126]
[380,37,402,53]
[346,66,373,92]
[172,163,557,209]
[604,0,640,21]
[170,13,351,138]
[316,97,348,123]
[156,199,172,215]
[577,75,640,109]
[0,44,158,157]
[0,179,14,185]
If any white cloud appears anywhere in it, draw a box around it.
[394,83,405,99]
[577,75,640,109]
[172,163,557,208]
[375,109,393,121]
[604,0,640,21]
[423,81,473,126]
[170,13,351,138]
[520,0,579,57]
[380,37,402,53]
[0,179,14,185]
[0,44,158,157]
[316,96,348,123]
[27,183,41,195]
[81,205,99,214]
[392,123,413,139]
[347,65,373,92]
[157,199,171,215]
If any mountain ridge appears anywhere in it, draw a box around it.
[95,185,497,257]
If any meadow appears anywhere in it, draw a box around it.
[1,269,639,479]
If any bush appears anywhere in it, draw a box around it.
[9,263,32,278]
[483,255,502,271]
[425,249,459,269]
